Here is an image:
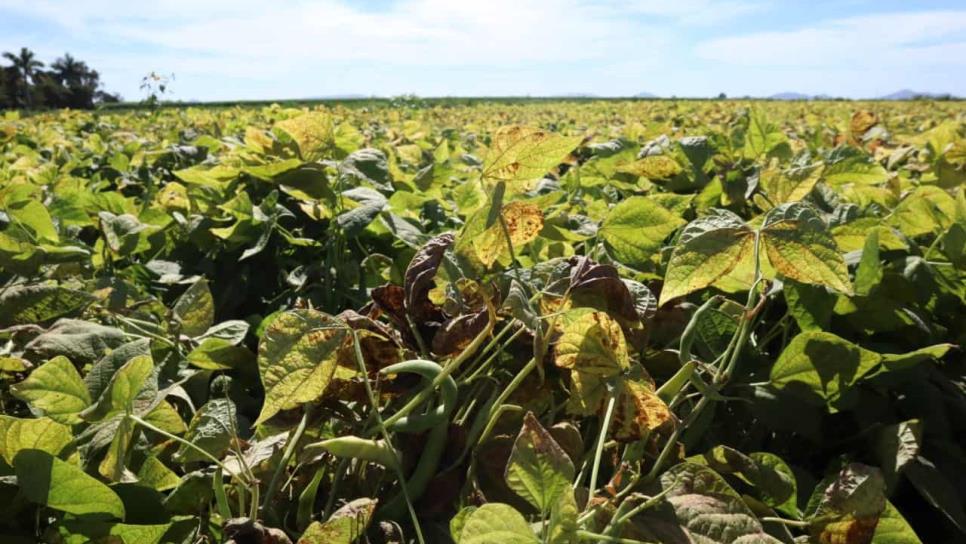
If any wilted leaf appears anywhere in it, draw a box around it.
[276,111,334,161]
[298,498,377,544]
[761,203,852,294]
[808,463,886,544]
[482,125,583,194]
[505,412,575,514]
[473,201,544,267]
[255,310,348,425]
[660,210,755,305]
[653,462,783,543]
[554,309,628,375]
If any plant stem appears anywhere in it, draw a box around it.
[350,330,425,544]
[379,304,495,431]
[129,414,249,487]
[261,407,311,513]
[576,530,654,543]
[760,516,810,528]
[586,391,617,509]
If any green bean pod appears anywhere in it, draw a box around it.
[380,359,458,433]
[379,422,448,520]
[656,361,695,404]
[304,436,399,468]
[679,295,722,363]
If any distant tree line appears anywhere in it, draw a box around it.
[1,47,121,110]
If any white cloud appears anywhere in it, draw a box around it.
[2,1,962,99]
[695,10,966,67]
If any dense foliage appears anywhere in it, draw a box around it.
[0,99,964,544]
[1,48,119,111]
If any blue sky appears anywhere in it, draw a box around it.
[1,0,964,101]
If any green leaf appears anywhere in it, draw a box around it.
[889,186,956,238]
[0,416,73,465]
[84,339,151,401]
[905,458,966,534]
[761,203,852,294]
[14,449,125,519]
[702,445,798,516]
[174,398,237,463]
[7,199,59,242]
[823,155,888,186]
[831,219,907,253]
[255,309,348,425]
[599,196,686,266]
[482,125,583,195]
[743,108,789,160]
[297,497,376,544]
[854,230,882,297]
[98,212,151,255]
[242,158,303,180]
[761,160,823,204]
[660,210,755,305]
[136,456,181,492]
[173,278,214,337]
[0,283,94,327]
[50,521,172,544]
[458,503,539,544]
[11,356,91,424]
[187,337,255,370]
[657,462,782,543]
[547,490,578,544]
[783,280,836,332]
[871,500,923,544]
[769,331,880,406]
[875,420,921,489]
[340,148,391,188]
[879,343,953,372]
[504,412,576,514]
[80,354,154,422]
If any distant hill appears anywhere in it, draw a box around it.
[634,92,658,98]
[879,89,954,100]
[555,93,600,98]
[769,92,810,100]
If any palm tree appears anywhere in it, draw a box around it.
[2,47,44,107]
[52,53,87,85]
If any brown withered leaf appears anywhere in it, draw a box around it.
[337,310,405,373]
[370,284,419,348]
[473,201,545,267]
[611,377,674,442]
[568,258,641,323]
[850,110,879,140]
[432,309,490,357]
[809,463,886,544]
[404,233,455,322]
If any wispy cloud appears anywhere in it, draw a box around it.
[695,10,966,67]
[1,1,963,99]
